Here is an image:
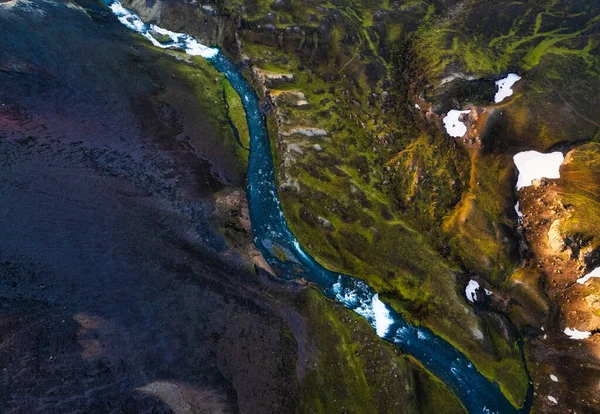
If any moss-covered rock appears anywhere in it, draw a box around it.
[117,0,600,410]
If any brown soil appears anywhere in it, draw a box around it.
[519,179,600,413]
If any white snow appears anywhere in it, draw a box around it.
[495,73,521,103]
[550,374,558,382]
[443,110,470,137]
[465,279,480,303]
[547,396,558,404]
[513,151,564,190]
[576,267,600,285]
[564,327,592,340]
[108,1,218,58]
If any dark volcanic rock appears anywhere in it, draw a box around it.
[0,1,299,412]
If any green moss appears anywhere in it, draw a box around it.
[297,289,465,413]
[413,1,600,82]
[235,1,531,405]
[223,79,250,169]
[557,143,600,246]
[443,150,517,284]
[159,53,237,144]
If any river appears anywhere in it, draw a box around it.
[105,2,532,412]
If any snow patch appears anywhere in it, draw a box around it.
[576,267,600,285]
[495,73,521,103]
[564,327,591,340]
[465,279,480,303]
[547,396,558,405]
[443,110,470,137]
[550,374,558,382]
[513,151,564,190]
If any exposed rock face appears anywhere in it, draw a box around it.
[517,151,600,412]
[253,67,294,88]
[548,219,565,253]
[281,127,327,137]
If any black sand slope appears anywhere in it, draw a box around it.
[0,1,299,412]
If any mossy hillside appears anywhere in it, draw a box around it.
[507,267,550,329]
[556,143,600,253]
[385,133,470,232]
[238,40,519,396]
[413,0,600,82]
[414,0,600,149]
[297,289,465,414]
[275,133,529,405]
[224,79,251,169]
[233,1,529,405]
[158,53,250,176]
[485,54,600,153]
[117,36,247,189]
[443,149,519,284]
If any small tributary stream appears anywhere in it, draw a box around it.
[105,2,532,412]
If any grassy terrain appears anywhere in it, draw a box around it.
[224,79,251,169]
[129,28,467,412]
[296,289,465,413]
[230,0,535,405]
[556,143,600,252]
[121,0,600,408]
[442,149,518,285]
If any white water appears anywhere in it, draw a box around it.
[443,110,470,137]
[495,73,521,103]
[514,202,524,221]
[513,151,564,190]
[109,1,217,58]
[333,278,394,338]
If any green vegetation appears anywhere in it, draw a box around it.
[230,0,539,406]
[414,0,600,81]
[557,143,600,250]
[443,150,517,284]
[223,79,250,169]
[123,0,600,408]
[297,289,465,413]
